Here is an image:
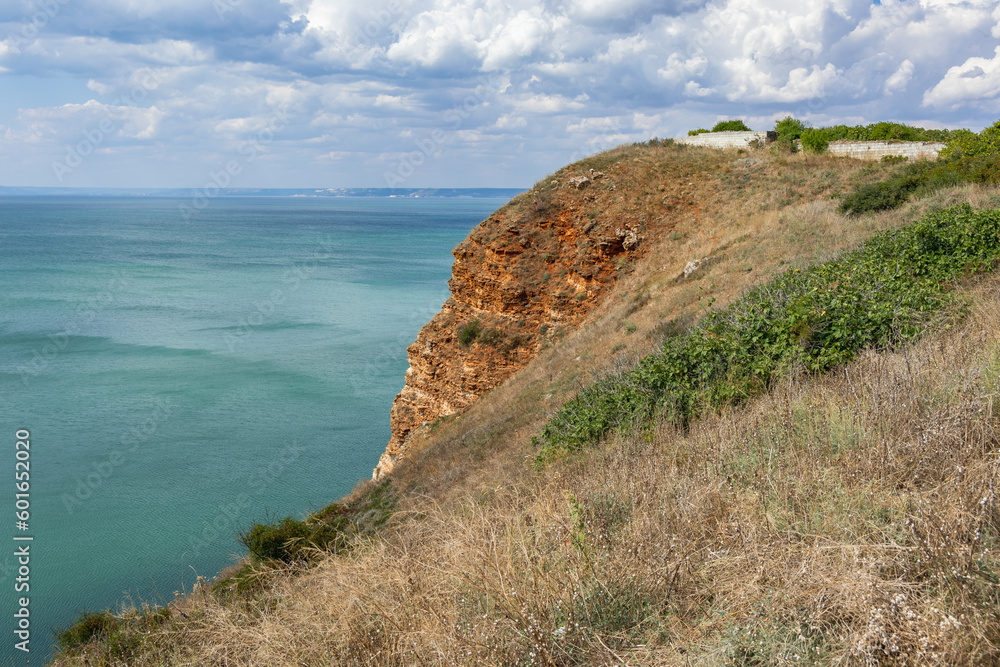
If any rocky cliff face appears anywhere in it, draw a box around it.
[374,162,691,478]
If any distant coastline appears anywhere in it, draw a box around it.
[0,186,526,198]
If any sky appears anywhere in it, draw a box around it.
[1,0,999,189]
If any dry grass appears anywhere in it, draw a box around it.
[49,146,1000,666]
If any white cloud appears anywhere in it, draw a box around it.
[884,59,914,94]
[566,116,622,133]
[9,99,166,144]
[481,9,552,71]
[386,7,485,70]
[657,53,707,83]
[514,93,587,114]
[725,60,842,103]
[924,46,1000,109]
[1,0,1000,187]
[684,80,714,97]
[494,114,527,129]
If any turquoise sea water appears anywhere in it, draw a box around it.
[0,195,507,663]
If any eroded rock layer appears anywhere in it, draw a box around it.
[374,163,690,478]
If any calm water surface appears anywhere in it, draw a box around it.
[0,196,506,662]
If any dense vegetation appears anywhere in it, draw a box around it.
[689,119,753,135]
[768,118,1000,215]
[836,121,1000,215]
[534,203,1000,462]
[798,121,963,153]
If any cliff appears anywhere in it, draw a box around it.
[52,135,1000,667]
[375,161,702,478]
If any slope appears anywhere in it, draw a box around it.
[49,140,1000,666]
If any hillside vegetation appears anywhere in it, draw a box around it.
[50,140,1000,666]
[769,118,1000,217]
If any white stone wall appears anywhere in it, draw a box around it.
[826,140,946,161]
[678,131,774,149]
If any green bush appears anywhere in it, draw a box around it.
[800,128,830,153]
[773,116,805,141]
[838,162,932,215]
[687,128,709,136]
[477,327,504,347]
[940,122,1000,160]
[800,122,967,155]
[534,204,1000,464]
[772,116,806,153]
[457,319,482,347]
[711,119,752,132]
[238,479,396,564]
[54,604,172,662]
[57,610,119,650]
[240,516,313,562]
[837,119,1000,214]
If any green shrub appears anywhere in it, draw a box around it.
[838,162,932,215]
[534,204,1000,464]
[688,128,709,136]
[240,516,313,562]
[711,119,752,132]
[772,116,806,153]
[941,121,1000,160]
[800,128,830,153]
[54,604,172,661]
[238,480,396,564]
[457,319,482,347]
[773,116,805,141]
[57,610,119,650]
[836,119,1000,215]
[800,122,967,155]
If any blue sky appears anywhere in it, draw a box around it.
[1,0,999,188]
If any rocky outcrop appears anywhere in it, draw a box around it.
[373,164,684,479]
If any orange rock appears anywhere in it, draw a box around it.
[373,176,670,479]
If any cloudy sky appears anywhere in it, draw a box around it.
[1,0,998,188]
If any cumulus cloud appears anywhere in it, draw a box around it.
[9,99,166,144]
[885,59,914,94]
[924,46,1000,109]
[0,0,999,187]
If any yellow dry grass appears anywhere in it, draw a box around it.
[50,145,1000,666]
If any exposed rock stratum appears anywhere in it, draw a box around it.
[374,159,698,478]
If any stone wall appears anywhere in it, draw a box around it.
[826,140,946,161]
[678,131,776,149]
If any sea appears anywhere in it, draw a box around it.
[0,193,515,663]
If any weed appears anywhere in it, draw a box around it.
[458,319,482,347]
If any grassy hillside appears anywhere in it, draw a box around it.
[50,142,1000,665]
